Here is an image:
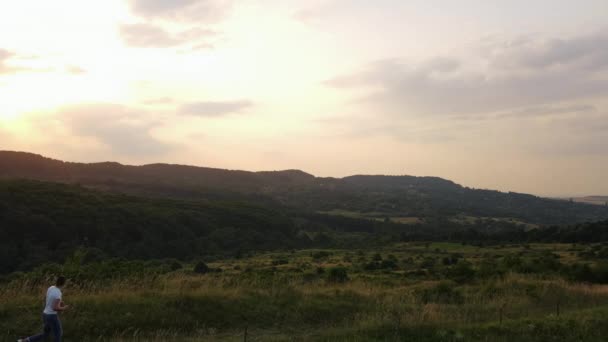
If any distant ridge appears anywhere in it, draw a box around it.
[570,196,608,206]
[0,150,316,191]
[1,150,608,225]
[0,150,456,193]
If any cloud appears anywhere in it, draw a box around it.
[532,112,608,157]
[119,23,217,48]
[0,49,21,74]
[321,31,608,159]
[449,103,598,121]
[313,113,457,144]
[122,1,228,49]
[292,1,342,26]
[0,49,13,61]
[178,100,252,117]
[120,23,181,47]
[0,48,58,75]
[128,0,199,18]
[326,30,608,117]
[143,97,174,105]
[127,0,232,23]
[66,65,86,74]
[130,0,198,15]
[486,32,608,71]
[55,104,174,156]
[494,104,596,120]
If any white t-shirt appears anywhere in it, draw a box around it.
[43,286,62,315]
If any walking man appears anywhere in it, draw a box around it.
[18,276,69,342]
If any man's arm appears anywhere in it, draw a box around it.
[52,298,69,311]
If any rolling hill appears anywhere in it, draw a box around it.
[0,179,306,273]
[571,196,608,206]
[1,150,608,225]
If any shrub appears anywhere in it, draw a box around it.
[420,257,436,269]
[363,262,379,271]
[193,261,210,274]
[167,259,183,271]
[566,263,594,283]
[380,259,398,270]
[593,262,608,283]
[312,251,331,261]
[302,271,319,283]
[418,281,463,304]
[327,267,349,283]
[501,255,523,272]
[442,253,461,266]
[271,258,289,266]
[478,258,503,278]
[447,260,475,283]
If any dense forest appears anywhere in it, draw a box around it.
[1,178,607,274]
[1,151,607,275]
[1,151,607,225]
[0,180,309,273]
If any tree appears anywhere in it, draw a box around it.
[193,261,210,274]
[327,267,349,283]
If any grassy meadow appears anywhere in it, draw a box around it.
[3,242,608,341]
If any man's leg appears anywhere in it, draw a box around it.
[47,314,62,342]
[23,314,51,342]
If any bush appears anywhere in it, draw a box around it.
[167,259,183,271]
[418,281,463,304]
[420,257,436,269]
[302,271,319,283]
[327,267,349,283]
[380,259,398,270]
[363,262,379,271]
[271,258,289,266]
[478,258,503,278]
[447,260,475,283]
[193,261,210,274]
[442,253,461,266]
[312,251,331,261]
[594,262,608,283]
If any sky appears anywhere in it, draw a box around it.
[0,0,607,196]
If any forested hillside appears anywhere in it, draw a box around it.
[0,180,307,274]
[1,151,607,225]
[1,178,608,275]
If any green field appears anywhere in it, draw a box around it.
[3,242,608,341]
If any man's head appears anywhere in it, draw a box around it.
[56,276,66,288]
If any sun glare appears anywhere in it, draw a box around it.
[1,71,131,121]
